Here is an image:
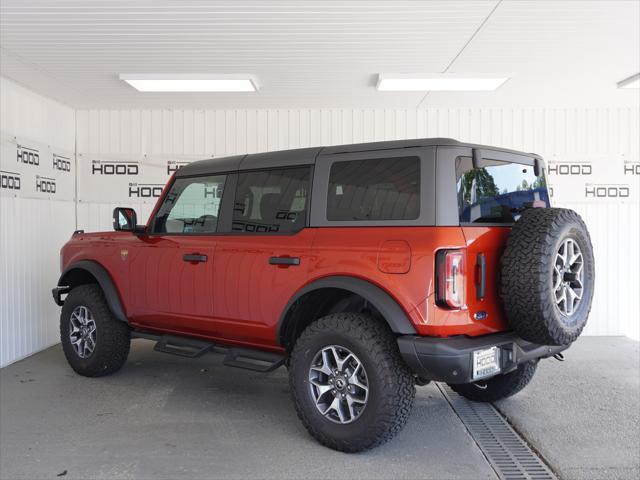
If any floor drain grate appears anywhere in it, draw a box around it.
[438,384,557,480]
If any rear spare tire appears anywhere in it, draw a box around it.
[500,208,594,345]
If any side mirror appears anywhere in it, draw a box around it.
[113,207,137,232]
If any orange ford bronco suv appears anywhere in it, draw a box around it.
[53,138,594,452]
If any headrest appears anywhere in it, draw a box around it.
[260,193,282,221]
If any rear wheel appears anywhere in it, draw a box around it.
[289,313,415,452]
[60,284,130,377]
[448,361,538,402]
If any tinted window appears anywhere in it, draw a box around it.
[456,157,549,224]
[153,175,226,233]
[232,167,310,233]
[327,156,420,221]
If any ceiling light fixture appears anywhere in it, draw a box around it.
[376,74,509,91]
[617,73,639,89]
[119,74,259,92]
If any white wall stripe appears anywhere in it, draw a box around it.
[1,77,76,367]
[75,107,639,340]
[1,78,638,368]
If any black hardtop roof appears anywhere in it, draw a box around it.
[175,137,542,177]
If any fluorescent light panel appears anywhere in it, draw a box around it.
[119,74,258,92]
[617,73,639,89]
[377,74,509,91]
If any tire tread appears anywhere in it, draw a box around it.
[60,284,130,377]
[289,313,415,452]
[500,208,594,345]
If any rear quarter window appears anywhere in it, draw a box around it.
[327,156,420,221]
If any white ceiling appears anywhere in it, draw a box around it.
[1,0,638,109]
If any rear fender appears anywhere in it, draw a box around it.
[277,275,418,346]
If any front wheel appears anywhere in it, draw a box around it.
[289,313,415,452]
[60,284,131,377]
[448,361,538,402]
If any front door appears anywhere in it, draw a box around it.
[128,173,228,335]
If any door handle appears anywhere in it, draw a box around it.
[269,256,300,266]
[183,253,208,263]
[475,253,486,300]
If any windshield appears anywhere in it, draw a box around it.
[456,156,549,224]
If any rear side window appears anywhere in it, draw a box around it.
[327,156,420,221]
[232,167,310,233]
[456,157,549,224]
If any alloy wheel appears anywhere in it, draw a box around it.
[308,345,369,424]
[69,305,97,358]
[552,238,584,320]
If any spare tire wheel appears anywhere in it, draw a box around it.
[500,208,594,346]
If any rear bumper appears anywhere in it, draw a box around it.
[397,332,569,384]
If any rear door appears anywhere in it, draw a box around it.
[212,166,316,348]
[127,173,228,334]
[438,146,550,331]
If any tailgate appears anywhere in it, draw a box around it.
[462,226,512,333]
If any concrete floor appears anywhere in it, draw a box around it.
[0,336,638,480]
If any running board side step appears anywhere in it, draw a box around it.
[153,335,213,358]
[223,347,286,373]
[132,332,286,372]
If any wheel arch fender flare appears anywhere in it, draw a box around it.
[57,260,128,323]
[277,275,417,345]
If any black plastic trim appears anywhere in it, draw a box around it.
[183,254,208,263]
[131,331,286,372]
[434,250,447,308]
[476,253,486,300]
[276,275,418,345]
[175,154,246,177]
[239,147,321,171]
[269,256,300,266]
[51,286,70,306]
[56,260,128,323]
[397,332,569,384]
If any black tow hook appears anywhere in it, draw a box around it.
[553,353,565,361]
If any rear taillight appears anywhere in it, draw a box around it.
[436,249,466,309]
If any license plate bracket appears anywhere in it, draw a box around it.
[473,346,501,380]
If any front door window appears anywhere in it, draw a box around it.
[153,175,227,234]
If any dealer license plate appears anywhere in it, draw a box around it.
[472,347,501,380]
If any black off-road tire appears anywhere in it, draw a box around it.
[448,361,538,402]
[289,313,416,452]
[500,208,594,345]
[60,284,130,377]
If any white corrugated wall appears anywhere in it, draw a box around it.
[1,82,639,367]
[0,77,76,367]
[75,108,640,341]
